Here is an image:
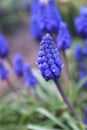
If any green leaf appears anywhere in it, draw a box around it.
[72,76,87,103]
[62,113,80,130]
[27,124,60,130]
[36,108,70,130]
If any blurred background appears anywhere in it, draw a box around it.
[0,0,87,130]
[0,0,87,64]
[0,0,87,63]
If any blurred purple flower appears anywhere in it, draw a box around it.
[74,44,84,61]
[57,22,71,50]
[74,6,87,38]
[0,33,9,59]
[30,0,42,41]
[24,63,38,88]
[13,54,24,77]
[0,60,8,80]
[38,0,62,34]
[79,70,87,88]
[30,0,62,40]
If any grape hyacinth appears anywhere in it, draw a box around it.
[74,6,87,39]
[82,108,87,125]
[13,54,24,77]
[0,33,9,59]
[38,0,62,34]
[30,0,42,41]
[24,63,38,88]
[37,33,64,81]
[36,34,81,121]
[79,70,87,88]
[0,60,8,80]
[57,22,71,50]
[74,44,84,61]
[82,39,87,57]
[74,42,87,88]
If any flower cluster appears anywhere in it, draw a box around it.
[37,34,64,81]
[57,22,71,50]
[74,6,87,39]
[30,0,61,41]
[0,60,8,80]
[0,55,38,88]
[74,44,84,61]
[24,63,38,88]
[0,33,9,59]
[38,0,61,34]
[74,41,87,87]
[30,0,42,41]
[13,54,24,77]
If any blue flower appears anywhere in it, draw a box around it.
[38,0,62,34]
[30,0,42,41]
[36,34,64,81]
[0,33,9,58]
[0,60,8,80]
[13,54,24,77]
[74,44,84,61]
[24,63,38,88]
[82,108,87,125]
[57,22,71,50]
[80,6,87,16]
[82,40,87,57]
[78,60,87,88]
[79,70,87,88]
[74,6,87,38]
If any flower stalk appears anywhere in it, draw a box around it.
[54,80,80,121]
[54,80,85,130]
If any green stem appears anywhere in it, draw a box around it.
[54,80,85,129]
[54,80,80,121]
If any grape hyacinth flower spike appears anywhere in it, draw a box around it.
[57,22,72,85]
[13,54,24,78]
[57,22,71,50]
[0,33,9,59]
[24,63,38,88]
[0,33,12,66]
[74,44,84,61]
[36,34,82,122]
[37,33,64,82]
[30,0,42,41]
[74,6,87,39]
[0,60,8,80]
[37,0,62,34]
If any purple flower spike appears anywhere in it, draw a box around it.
[30,0,42,41]
[13,54,24,77]
[36,34,64,81]
[57,22,71,50]
[24,63,38,88]
[79,70,87,88]
[74,6,87,38]
[0,60,8,80]
[74,44,84,61]
[0,33,9,58]
[38,0,61,34]
[82,108,87,125]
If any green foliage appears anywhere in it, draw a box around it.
[0,69,87,130]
